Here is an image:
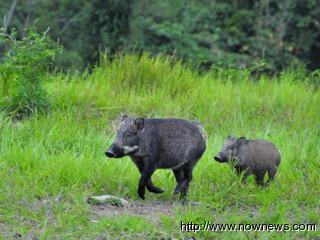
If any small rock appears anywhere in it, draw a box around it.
[13,233,22,239]
[87,195,129,207]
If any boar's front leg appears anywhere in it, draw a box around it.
[137,161,156,200]
[146,180,164,194]
[133,160,164,194]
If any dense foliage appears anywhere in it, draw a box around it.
[0,28,61,117]
[0,0,320,71]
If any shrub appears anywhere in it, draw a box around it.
[0,28,61,118]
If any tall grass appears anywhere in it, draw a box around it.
[0,53,319,239]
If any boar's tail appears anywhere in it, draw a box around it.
[195,122,207,144]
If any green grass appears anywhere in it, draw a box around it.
[0,53,319,239]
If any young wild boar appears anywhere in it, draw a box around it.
[105,115,207,200]
[214,136,281,186]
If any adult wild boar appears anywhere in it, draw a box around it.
[105,115,207,200]
[214,136,281,186]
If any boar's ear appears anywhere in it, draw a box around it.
[121,114,128,122]
[236,137,247,147]
[134,118,144,131]
[227,135,236,141]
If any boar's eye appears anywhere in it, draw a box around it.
[124,132,133,138]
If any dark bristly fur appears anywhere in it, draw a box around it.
[105,115,207,200]
[214,136,281,186]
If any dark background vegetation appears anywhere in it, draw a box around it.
[1,0,320,72]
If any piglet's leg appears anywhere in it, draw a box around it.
[235,166,250,184]
[267,166,277,182]
[254,169,267,186]
[241,169,251,184]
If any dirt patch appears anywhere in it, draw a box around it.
[90,200,176,224]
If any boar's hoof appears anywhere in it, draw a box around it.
[173,185,181,195]
[147,185,164,194]
[138,187,145,200]
[181,198,188,205]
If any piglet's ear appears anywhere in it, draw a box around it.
[237,137,247,145]
[121,114,128,121]
[134,118,144,131]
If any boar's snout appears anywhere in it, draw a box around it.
[105,144,123,158]
[105,149,115,158]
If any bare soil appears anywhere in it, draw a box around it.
[90,200,176,224]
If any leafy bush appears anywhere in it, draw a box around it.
[0,28,61,118]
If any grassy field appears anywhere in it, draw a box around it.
[0,54,319,239]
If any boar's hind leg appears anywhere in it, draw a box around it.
[173,167,185,195]
[176,149,201,201]
[179,160,197,201]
